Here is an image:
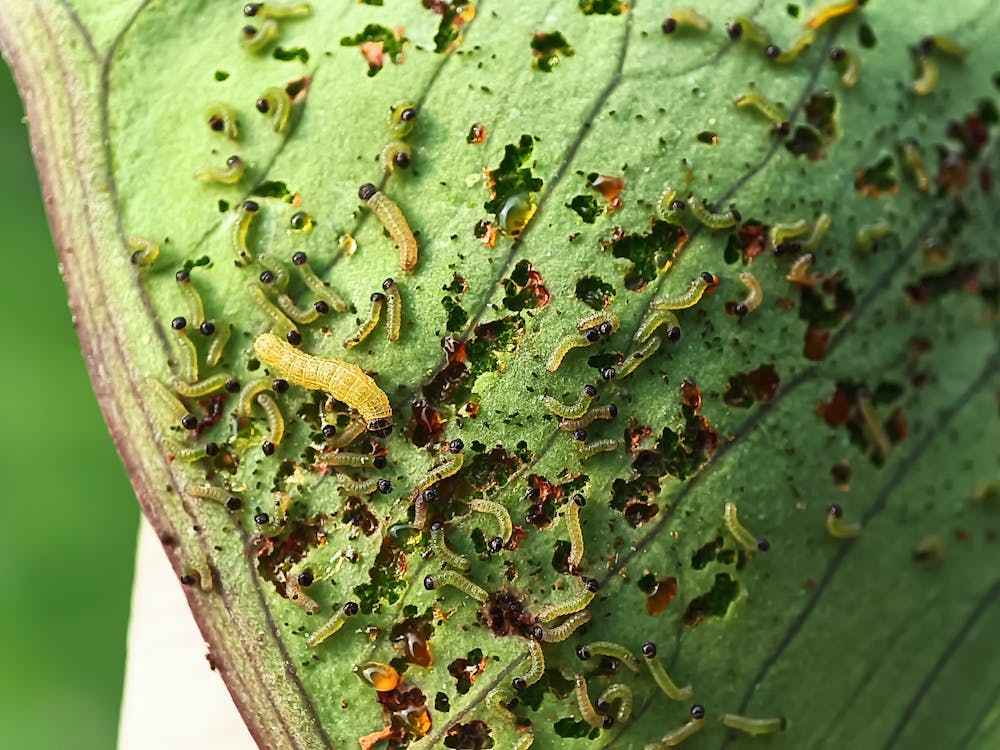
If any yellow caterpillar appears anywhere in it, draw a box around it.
[253,332,392,436]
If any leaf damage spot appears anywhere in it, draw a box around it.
[681,573,739,627]
[575,275,615,310]
[601,218,689,291]
[723,365,781,408]
[340,24,408,76]
[531,31,575,72]
[484,135,543,237]
[502,259,551,311]
[423,1,476,54]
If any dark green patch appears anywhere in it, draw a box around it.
[353,536,411,614]
[250,180,292,201]
[554,717,599,739]
[786,3,800,17]
[442,295,469,333]
[273,46,309,63]
[785,124,826,161]
[214,70,229,81]
[339,25,407,76]
[360,0,384,4]
[567,194,602,223]
[484,135,543,217]
[600,219,689,291]
[218,199,230,213]
[531,31,575,72]
[502,259,551,312]
[578,0,625,15]
[424,1,475,54]
[681,573,740,627]
[804,90,838,141]
[858,22,877,49]
[691,537,724,570]
[855,154,899,197]
[575,275,615,310]
[182,255,212,271]
[696,130,719,145]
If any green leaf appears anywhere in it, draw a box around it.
[3,1,999,749]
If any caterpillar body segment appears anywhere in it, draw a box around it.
[733,91,789,125]
[239,19,278,52]
[291,252,349,313]
[201,323,229,368]
[336,473,392,496]
[232,200,259,265]
[256,253,289,291]
[634,309,681,345]
[648,707,706,747]
[388,100,418,138]
[414,440,465,493]
[237,377,271,418]
[650,272,718,311]
[428,523,471,572]
[128,236,160,267]
[559,404,617,432]
[380,140,413,175]
[344,293,385,349]
[306,602,359,648]
[244,2,312,19]
[804,212,832,250]
[195,155,245,184]
[576,310,620,335]
[276,293,324,324]
[805,0,864,30]
[564,494,586,570]
[256,393,285,450]
[542,384,598,419]
[423,570,488,602]
[540,610,591,643]
[325,418,366,449]
[826,504,862,539]
[546,332,595,372]
[173,374,231,398]
[144,377,191,426]
[724,502,765,553]
[662,8,712,33]
[616,337,661,380]
[687,195,741,228]
[469,498,513,545]
[643,642,693,701]
[830,47,860,86]
[169,319,199,383]
[249,284,297,337]
[575,674,612,729]
[186,483,230,504]
[256,85,291,132]
[284,576,320,615]
[597,683,633,722]
[719,713,787,736]
[206,103,239,140]
[382,278,402,342]
[773,28,817,63]
[576,437,622,460]
[577,641,641,672]
[536,577,599,623]
[769,219,810,249]
[515,639,545,689]
[729,272,763,317]
[359,184,418,273]
[254,332,392,436]
[787,253,823,287]
[726,16,771,45]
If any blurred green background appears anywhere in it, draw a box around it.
[0,61,138,748]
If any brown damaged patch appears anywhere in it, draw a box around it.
[254,515,327,598]
[447,649,487,694]
[724,365,781,408]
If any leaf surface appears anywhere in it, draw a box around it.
[3,1,1000,748]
